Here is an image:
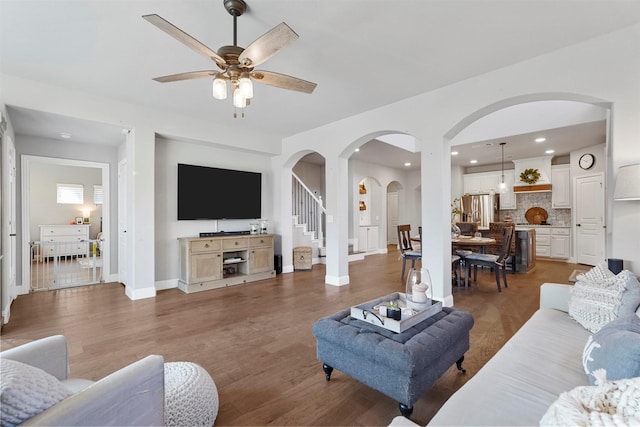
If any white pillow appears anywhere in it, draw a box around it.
[540,375,640,426]
[0,358,72,427]
[569,269,640,333]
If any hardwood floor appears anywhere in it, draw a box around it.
[0,249,580,426]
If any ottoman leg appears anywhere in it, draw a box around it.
[456,355,466,374]
[322,363,334,381]
[399,403,413,418]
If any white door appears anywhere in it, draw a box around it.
[387,192,398,244]
[575,173,605,266]
[2,136,17,314]
[118,159,128,285]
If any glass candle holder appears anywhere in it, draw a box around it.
[259,219,268,234]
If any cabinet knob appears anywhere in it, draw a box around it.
[235,241,238,245]
[205,243,209,248]
[260,239,264,243]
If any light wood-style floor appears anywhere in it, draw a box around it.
[0,249,580,426]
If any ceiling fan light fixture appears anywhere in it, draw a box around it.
[233,87,246,108]
[212,77,227,100]
[239,74,253,99]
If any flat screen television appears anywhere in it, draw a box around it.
[177,163,262,220]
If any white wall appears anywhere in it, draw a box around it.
[293,160,325,200]
[154,137,276,284]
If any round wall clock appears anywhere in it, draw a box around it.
[579,153,595,170]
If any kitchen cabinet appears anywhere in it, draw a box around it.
[463,171,515,209]
[550,228,571,259]
[535,227,571,259]
[463,171,500,194]
[178,234,275,293]
[535,227,551,257]
[551,165,571,208]
[359,225,379,252]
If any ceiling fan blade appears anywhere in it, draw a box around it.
[142,14,226,67]
[153,71,219,83]
[251,70,317,94]
[238,22,298,68]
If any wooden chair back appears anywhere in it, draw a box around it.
[397,224,414,253]
[496,226,515,266]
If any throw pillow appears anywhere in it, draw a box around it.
[576,261,614,283]
[583,313,640,385]
[540,376,640,426]
[568,269,640,333]
[0,358,72,427]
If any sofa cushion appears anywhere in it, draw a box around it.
[0,358,72,427]
[568,269,640,333]
[427,308,591,426]
[540,376,640,426]
[583,313,640,385]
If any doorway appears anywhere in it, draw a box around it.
[21,155,110,292]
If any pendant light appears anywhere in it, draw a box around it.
[498,142,507,193]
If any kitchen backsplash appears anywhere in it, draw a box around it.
[500,192,571,226]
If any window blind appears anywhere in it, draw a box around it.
[57,183,84,204]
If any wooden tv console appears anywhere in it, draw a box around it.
[177,234,275,293]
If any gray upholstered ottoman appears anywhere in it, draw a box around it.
[312,306,474,417]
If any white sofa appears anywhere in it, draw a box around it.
[390,282,639,426]
[1,335,165,426]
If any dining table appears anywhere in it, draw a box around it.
[451,236,496,252]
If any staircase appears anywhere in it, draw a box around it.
[292,173,325,265]
[292,173,368,264]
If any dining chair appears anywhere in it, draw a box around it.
[463,226,514,292]
[397,224,421,281]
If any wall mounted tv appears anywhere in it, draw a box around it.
[177,163,262,220]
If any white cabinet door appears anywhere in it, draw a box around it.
[463,174,482,194]
[550,235,570,258]
[552,166,571,208]
[359,226,379,252]
[464,172,500,194]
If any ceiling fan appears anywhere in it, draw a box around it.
[143,0,317,117]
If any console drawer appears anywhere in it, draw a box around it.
[191,240,221,253]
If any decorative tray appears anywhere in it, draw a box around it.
[525,207,548,224]
[350,292,443,333]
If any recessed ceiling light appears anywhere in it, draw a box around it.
[354,148,360,152]
[470,159,478,164]
[59,132,72,139]
[545,149,555,154]
[451,151,459,156]
[404,162,411,167]
[535,137,546,143]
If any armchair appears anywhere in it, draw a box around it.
[1,335,165,426]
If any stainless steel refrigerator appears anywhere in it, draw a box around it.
[460,194,500,229]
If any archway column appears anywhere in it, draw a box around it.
[420,136,454,306]
[324,156,350,286]
[124,126,156,300]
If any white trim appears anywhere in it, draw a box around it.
[325,274,350,286]
[155,279,178,291]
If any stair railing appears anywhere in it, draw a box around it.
[292,172,326,241]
